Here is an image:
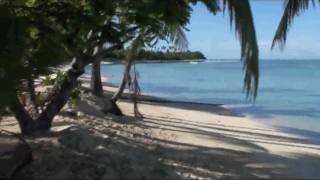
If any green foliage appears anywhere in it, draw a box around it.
[55,71,65,86]
[41,71,65,87]
[1,0,260,114]
[109,49,206,61]
[0,7,28,108]
[41,76,54,86]
[70,88,81,108]
[272,0,318,49]
[40,70,81,108]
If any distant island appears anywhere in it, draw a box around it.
[106,49,206,62]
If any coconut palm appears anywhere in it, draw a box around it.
[110,26,189,103]
[110,0,260,105]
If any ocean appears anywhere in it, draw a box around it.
[95,60,320,133]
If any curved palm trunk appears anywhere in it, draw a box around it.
[91,60,104,97]
[111,37,141,103]
[110,59,132,102]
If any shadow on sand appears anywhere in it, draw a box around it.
[6,91,320,179]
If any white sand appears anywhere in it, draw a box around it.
[1,76,320,179]
[117,99,320,178]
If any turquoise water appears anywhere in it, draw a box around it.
[96,60,320,132]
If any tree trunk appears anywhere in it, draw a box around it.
[10,57,88,134]
[10,96,35,135]
[111,37,141,103]
[25,76,38,119]
[34,57,86,131]
[91,60,104,97]
[9,32,124,134]
[102,99,123,116]
[111,70,128,103]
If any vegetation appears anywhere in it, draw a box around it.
[1,1,320,178]
[108,49,206,61]
[0,0,260,136]
[272,0,320,49]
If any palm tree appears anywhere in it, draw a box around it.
[110,0,260,105]
[110,26,189,102]
[3,0,260,134]
[272,0,319,49]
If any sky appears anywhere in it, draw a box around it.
[186,1,320,59]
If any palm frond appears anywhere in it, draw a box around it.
[223,0,259,100]
[272,0,316,49]
[199,0,221,15]
[170,26,189,51]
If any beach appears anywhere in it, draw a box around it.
[2,76,320,179]
[2,1,320,179]
[99,60,320,132]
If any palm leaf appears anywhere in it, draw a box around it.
[272,0,316,49]
[199,0,221,14]
[170,26,189,51]
[222,0,259,100]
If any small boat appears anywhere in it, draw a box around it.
[189,61,199,64]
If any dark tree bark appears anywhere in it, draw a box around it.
[35,57,86,131]
[9,56,89,134]
[102,99,123,116]
[10,56,89,134]
[10,96,35,135]
[91,60,104,97]
[25,76,38,119]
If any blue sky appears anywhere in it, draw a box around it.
[186,1,320,59]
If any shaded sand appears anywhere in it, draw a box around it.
[1,78,320,179]
[117,100,320,178]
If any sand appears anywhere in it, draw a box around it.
[1,76,320,179]
[117,100,320,178]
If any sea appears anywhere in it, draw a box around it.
[95,60,320,134]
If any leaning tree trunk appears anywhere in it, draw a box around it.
[110,65,130,103]
[91,60,104,97]
[11,55,101,134]
[9,29,123,134]
[34,56,87,131]
[111,37,141,103]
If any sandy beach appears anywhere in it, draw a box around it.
[1,76,320,179]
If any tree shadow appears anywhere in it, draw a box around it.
[229,105,320,119]
[17,122,320,179]
[6,85,318,179]
[133,100,240,117]
[137,116,317,148]
[3,110,320,179]
[275,126,320,145]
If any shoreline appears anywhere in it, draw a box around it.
[81,74,320,136]
[100,59,204,65]
[121,92,320,144]
[80,75,320,144]
[1,75,320,178]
